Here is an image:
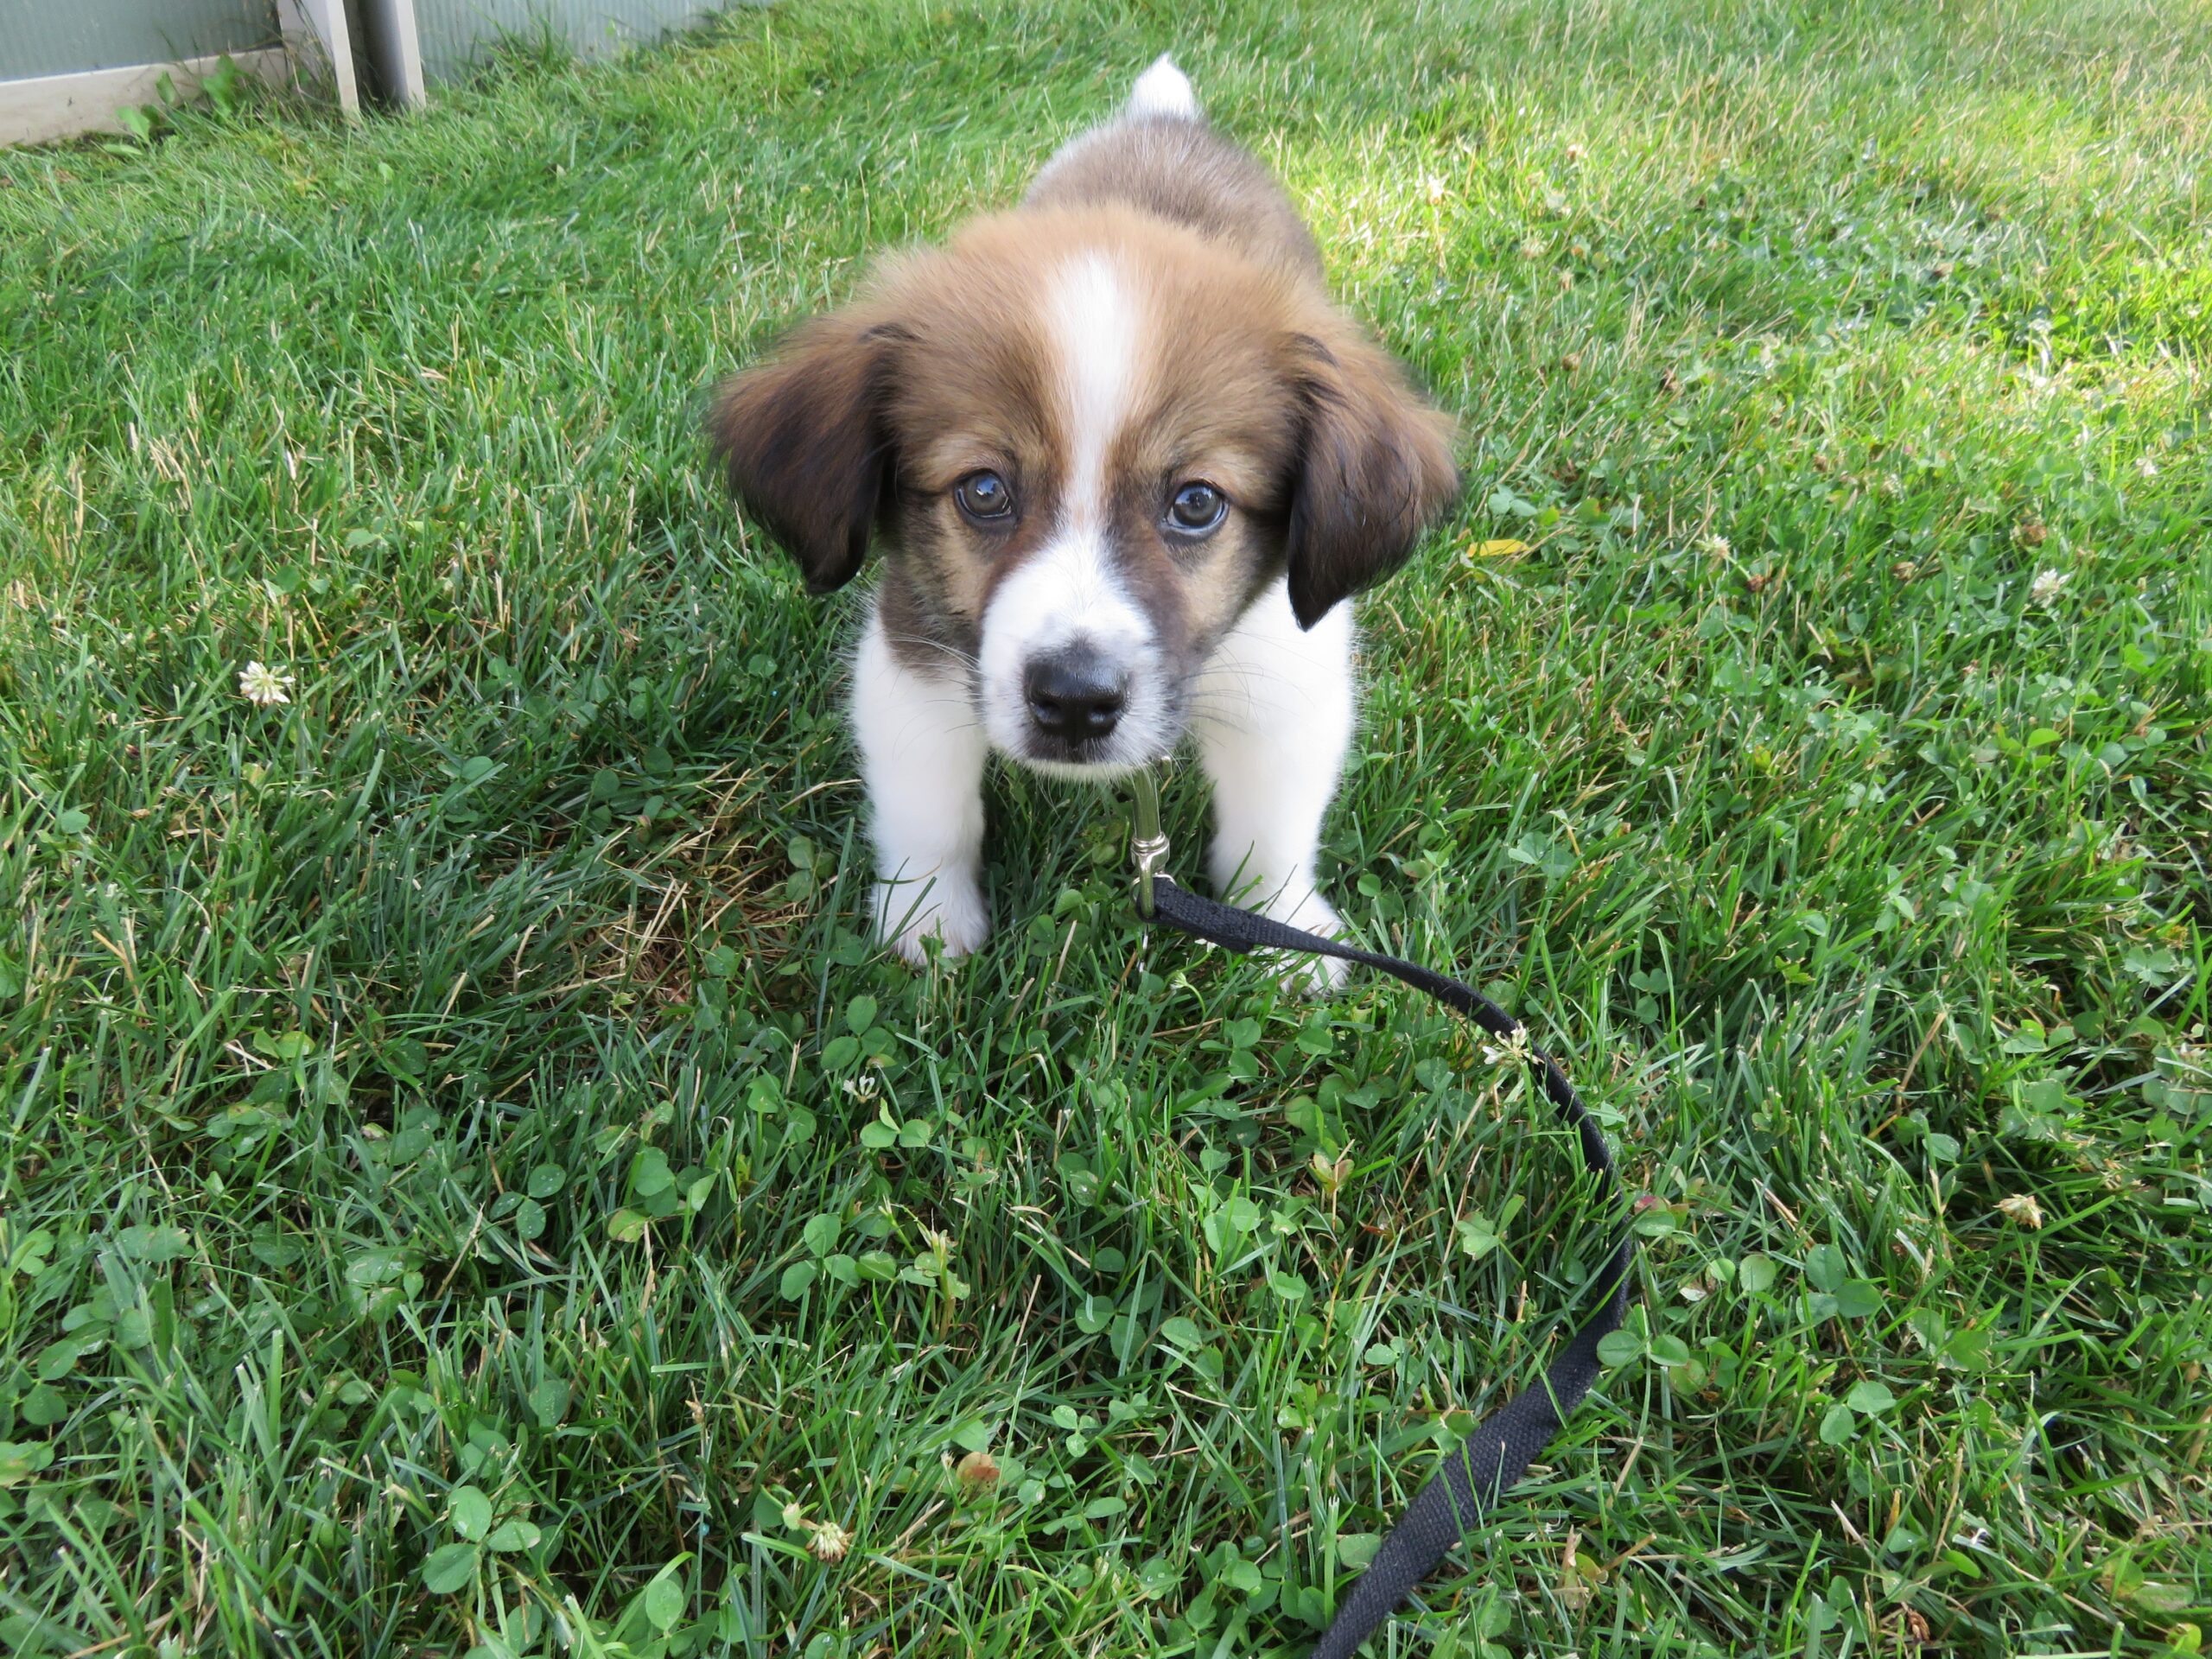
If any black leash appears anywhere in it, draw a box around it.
[1127,772,1636,1658]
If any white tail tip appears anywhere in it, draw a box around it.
[1128,53,1198,119]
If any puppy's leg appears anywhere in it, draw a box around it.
[853,607,991,964]
[1190,582,1356,990]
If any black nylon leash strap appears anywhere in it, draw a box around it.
[1147,879,1636,1659]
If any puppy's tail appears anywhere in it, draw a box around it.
[1128,53,1200,121]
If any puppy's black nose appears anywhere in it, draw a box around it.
[1025,650,1127,741]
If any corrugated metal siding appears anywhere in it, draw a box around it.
[1,0,281,80]
[412,0,724,82]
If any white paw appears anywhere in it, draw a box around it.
[1262,892,1350,995]
[1211,853,1351,995]
[874,874,990,968]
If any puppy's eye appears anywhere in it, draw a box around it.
[955,470,1015,524]
[1166,480,1228,536]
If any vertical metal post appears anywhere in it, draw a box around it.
[1129,766,1168,918]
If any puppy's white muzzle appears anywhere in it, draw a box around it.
[976,531,1175,775]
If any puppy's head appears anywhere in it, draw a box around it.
[710,207,1458,777]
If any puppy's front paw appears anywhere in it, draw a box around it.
[1263,891,1350,995]
[1209,855,1351,995]
[874,874,990,968]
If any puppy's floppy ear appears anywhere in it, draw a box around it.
[708,315,907,594]
[1283,330,1459,629]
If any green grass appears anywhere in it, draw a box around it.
[2,0,2209,1654]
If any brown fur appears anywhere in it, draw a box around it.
[706,315,902,594]
[1281,327,1460,628]
[1024,114,1323,280]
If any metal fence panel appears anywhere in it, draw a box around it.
[412,0,726,82]
[2,0,280,81]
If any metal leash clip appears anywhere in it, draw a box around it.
[1128,766,1172,919]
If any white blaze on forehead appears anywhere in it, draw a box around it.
[974,248,1167,771]
[1048,250,1141,532]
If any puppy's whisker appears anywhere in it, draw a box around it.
[1183,698,1265,739]
[910,697,986,732]
[1192,666,1324,715]
[882,632,982,674]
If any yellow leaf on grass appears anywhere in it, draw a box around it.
[1466,537,1531,560]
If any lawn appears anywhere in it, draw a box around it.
[2,0,2209,1654]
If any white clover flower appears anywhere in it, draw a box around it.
[2135,454,2159,478]
[1996,1192,2044,1230]
[1480,1031,1533,1067]
[1697,532,1732,559]
[2029,569,2069,607]
[238,661,295,706]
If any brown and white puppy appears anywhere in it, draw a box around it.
[711,56,1458,983]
